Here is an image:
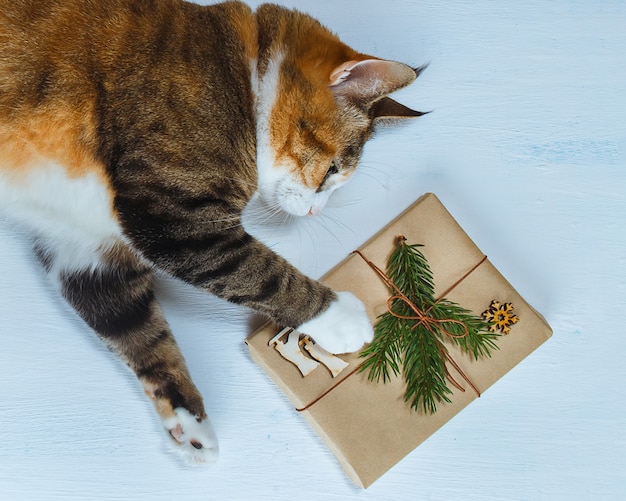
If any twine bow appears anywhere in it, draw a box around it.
[353,242,483,397]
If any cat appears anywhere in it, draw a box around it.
[0,0,426,464]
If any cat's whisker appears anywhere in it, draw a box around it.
[243,199,276,220]
[300,218,321,274]
[325,210,357,237]
[209,215,242,224]
[213,175,259,190]
[329,197,364,209]
[356,163,393,190]
[262,203,295,229]
[205,214,245,230]
[296,216,306,266]
[317,212,355,255]
[247,201,290,228]
[278,212,295,232]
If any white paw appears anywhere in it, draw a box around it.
[163,408,219,465]
[297,291,373,354]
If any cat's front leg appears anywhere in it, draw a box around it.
[40,238,218,464]
[121,202,373,354]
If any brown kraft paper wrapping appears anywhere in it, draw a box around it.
[246,193,552,488]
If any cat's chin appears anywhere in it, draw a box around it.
[278,202,310,218]
[276,190,332,217]
[256,191,315,218]
[257,172,333,217]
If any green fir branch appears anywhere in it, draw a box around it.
[359,311,405,383]
[402,328,452,414]
[386,240,435,310]
[429,300,500,360]
[359,237,502,414]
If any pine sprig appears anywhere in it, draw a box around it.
[359,312,405,383]
[359,237,501,414]
[387,241,435,310]
[403,330,452,414]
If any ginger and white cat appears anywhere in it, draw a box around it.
[0,0,425,463]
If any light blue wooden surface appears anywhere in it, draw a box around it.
[1,1,624,499]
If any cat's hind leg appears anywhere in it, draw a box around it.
[38,239,218,464]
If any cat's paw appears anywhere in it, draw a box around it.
[297,291,373,354]
[163,408,219,465]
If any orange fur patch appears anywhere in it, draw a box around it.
[264,9,371,188]
[0,102,111,193]
[227,3,259,66]
[143,381,177,419]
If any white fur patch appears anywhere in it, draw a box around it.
[249,57,259,104]
[0,163,123,276]
[163,408,219,465]
[255,51,288,211]
[297,291,374,354]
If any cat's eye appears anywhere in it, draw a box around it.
[327,161,339,176]
[321,161,339,185]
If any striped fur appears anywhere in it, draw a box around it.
[0,0,424,463]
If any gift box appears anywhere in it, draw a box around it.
[246,193,552,488]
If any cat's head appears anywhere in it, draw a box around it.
[255,5,426,217]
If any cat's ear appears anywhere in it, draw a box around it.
[329,59,419,103]
[369,97,429,120]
